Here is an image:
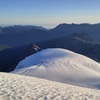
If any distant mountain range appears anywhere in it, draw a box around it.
[0,23,100,72]
[0,25,48,46]
[0,23,100,46]
[0,25,47,34]
[51,23,100,43]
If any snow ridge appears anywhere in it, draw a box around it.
[13,48,100,89]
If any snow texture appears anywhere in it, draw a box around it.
[0,72,100,100]
[13,48,100,89]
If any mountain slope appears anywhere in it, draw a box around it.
[0,44,36,72]
[37,33,100,62]
[13,48,100,89]
[51,23,100,43]
[0,72,100,100]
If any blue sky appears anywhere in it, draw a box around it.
[0,0,100,28]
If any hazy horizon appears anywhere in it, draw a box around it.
[0,0,100,28]
[1,22,100,29]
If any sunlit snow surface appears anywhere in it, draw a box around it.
[0,72,100,100]
[13,48,100,89]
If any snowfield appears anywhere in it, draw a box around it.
[0,72,100,100]
[13,48,100,89]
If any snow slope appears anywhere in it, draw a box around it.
[13,48,100,89]
[0,72,100,100]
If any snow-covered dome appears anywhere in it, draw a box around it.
[13,48,100,88]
